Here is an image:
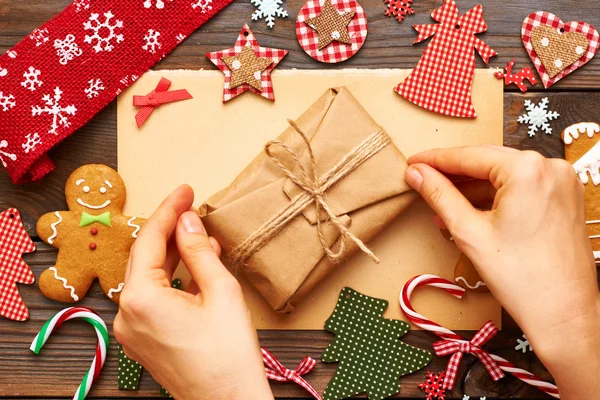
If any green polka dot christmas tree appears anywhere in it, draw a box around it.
[322,287,433,400]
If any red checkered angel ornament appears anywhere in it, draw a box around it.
[206,25,288,102]
[0,208,36,321]
[394,0,497,118]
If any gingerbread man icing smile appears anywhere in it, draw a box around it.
[37,165,145,304]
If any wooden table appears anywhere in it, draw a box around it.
[1,0,599,398]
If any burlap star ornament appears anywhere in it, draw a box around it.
[222,46,273,90]
[306,0,355,50]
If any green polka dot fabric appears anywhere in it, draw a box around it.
[117,279,181,396]
[322,287,433,400]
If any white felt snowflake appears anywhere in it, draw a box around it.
[31,87,77,135]
[21,133,42,154]
[21,66,43,91]
[84,11,125,53]
[0,92,16,111]
[0,140,17,167]
[518,97,560,137]
[85,79,105,99]
[515,334,533,353]
[191,0,213,13]
[29,28,49,47]
[142,29,162,54]
[251,0,288,28]
[73,0,90,12]
[54,34,83,65]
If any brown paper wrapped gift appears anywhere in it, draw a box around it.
[198,87,417,312]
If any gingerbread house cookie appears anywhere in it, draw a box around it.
[36,165,146,303]
[561,122,600,263]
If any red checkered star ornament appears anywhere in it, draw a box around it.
[395,0,497,118]
[0,208,36,321]
[206,25,288,102]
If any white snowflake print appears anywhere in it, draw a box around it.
[515,334,533,353]
[191,0,213,13]
[73,0,90,12]
[0,141,17,168]
[85,79,105,99]
[175,33,186,44]
[0,92,16,111]
[31,87,77,135]
[84,11,125,53]
[251,0,288,28]
[0,67,7,77]
[144,0,172,8]
[142,29,162,54]
[30,28,50,47]
[20,66,43,92]
[22,133,42,154]
[54,34,83,65]
[518,97,560,137]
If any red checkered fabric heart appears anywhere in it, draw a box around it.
[394,0,496,118]
[206,25,288,102]
[0,0,233,185]
[0,208,36,321]
[296,0,368,63]
[522,11,599,89]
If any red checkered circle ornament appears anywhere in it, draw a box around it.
[296,0,367,63]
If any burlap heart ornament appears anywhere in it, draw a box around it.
[522,11,599,88]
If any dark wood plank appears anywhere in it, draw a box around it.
[2,0,600,89]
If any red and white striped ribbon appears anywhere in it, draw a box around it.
[262,348,322,400]
[400,274,560,399]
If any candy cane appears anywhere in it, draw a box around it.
[30,307,109,400]
[400,274,560,399]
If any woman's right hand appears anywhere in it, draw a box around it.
[404,146,600,399]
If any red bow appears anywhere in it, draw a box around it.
[133,78,193,128]
[261,348,322,400]
[432,320,504,390]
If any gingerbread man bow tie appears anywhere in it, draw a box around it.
[0,0,233,184]
[79,212,111,227]
[432,320,504,389]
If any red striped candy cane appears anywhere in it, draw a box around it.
[400,274,560,399]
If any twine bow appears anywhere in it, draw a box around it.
[432,320,504,390]
[229,119,392,266]
[133,78,193,127]
[262,348,322,400]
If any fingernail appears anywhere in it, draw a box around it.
[181,212,205,234]
[405,166,423,191]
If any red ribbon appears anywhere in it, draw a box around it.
[432,320,504,390]
[261,348,322,400]
[133,77,193,127]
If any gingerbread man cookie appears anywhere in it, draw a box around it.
[36,165,145,303]
[561,122,600,264]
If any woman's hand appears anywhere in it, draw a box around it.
[405,146,600,399]
[114,185,273,400]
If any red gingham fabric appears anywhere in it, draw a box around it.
[432,320,504,390]
[261,348,322,400]
[206,25,288,102]
[0,208,36,321]
[296,0,367,63]
[394,0,496,118]
[133,77,193,127]
[0,0,233,185]
[522,11,599,89]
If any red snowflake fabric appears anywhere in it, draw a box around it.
[0,208,36,321]
[0,0,233,185]
[418,371,447,400]
[394,0,497,118]
[522,11,599,89]
[384,0,414,24]
[296,0,368,63]
[206,25,288,102]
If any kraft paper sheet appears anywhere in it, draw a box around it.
[117,69,503,330]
